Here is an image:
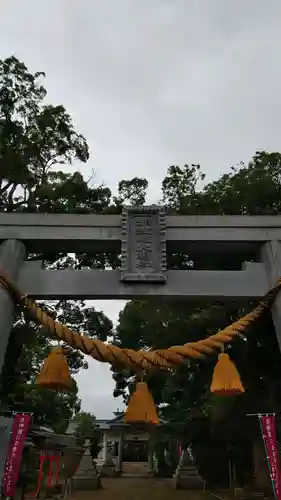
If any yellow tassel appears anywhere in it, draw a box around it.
[210,353,245,396]
[36,347,73,391]
[124,382,159,424]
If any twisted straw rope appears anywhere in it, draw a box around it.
[0,272,280,371]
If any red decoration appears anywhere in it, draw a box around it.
[260,415,281,500]
[2,413,31,497]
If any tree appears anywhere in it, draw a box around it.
[0,56,114,429]
[0,56,156,430]
[200,152,281,215]
[161,152,281,216]
[162,164,205,212]
[0,301,114,430]
[113,177,148,208]
[113,152,281,452]
[72,412,101,459]
[0,56,89,211]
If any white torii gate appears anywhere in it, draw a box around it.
[0,205,281,375]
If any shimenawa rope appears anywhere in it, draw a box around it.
[0,272,279,371]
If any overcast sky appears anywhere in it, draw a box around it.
[1,0,281,418]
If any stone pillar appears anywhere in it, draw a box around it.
[100,434,115,477]
[261,241,281,350]
[174,447,205,490]
[72,439,101,490]
[103,432,108,463]
[0,240,25,486]
[116,431,124,473]
[0,240,26,379]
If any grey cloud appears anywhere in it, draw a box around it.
[75,358,125,419]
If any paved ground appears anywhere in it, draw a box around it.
[71,478,211,500]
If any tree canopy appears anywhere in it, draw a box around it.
[0,56,114,430]
[113,153,281,444]
[71,411,101,458]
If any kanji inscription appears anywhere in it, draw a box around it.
[134,215,153,270]
[121,206,166,283]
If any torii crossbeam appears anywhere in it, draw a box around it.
[0,206,281,374]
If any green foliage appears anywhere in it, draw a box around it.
[201,152,281,215]
[162,152,281,215]
[0,301,113,429]
[0,297,115,426]
[113,177,148,208]
[113,151,281,447]
[72,411,101,458]
[0,56,90,212]
[162,164,205,211]
[72,411,96,437]
[0,56,113,430]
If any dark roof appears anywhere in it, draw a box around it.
[68,412,166,434]
[96,412,165,429]
[30,427,77,447]
[94,414,125,430]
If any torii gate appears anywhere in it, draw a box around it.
[0,205,281,378]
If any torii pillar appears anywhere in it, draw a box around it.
[0,239,26,376]
[0,239,26,486]
[261,241,281,350]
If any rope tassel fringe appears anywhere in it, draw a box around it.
[210,353,245,396]
[36,347,73,390]
[124,382,159,424]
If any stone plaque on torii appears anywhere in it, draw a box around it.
[120,206,166,284]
